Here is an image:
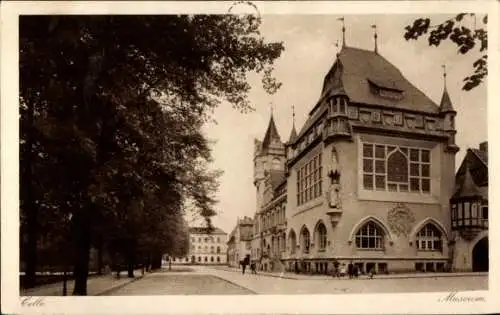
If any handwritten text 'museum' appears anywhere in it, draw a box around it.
[438,292,486,303]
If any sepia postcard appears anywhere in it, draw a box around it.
[1,1,499,314]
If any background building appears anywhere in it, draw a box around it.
[170,227,227,265]
[227,216,254,267]
[450,142,488,272]
[251,34,461,274]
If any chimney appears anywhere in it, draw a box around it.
[479,141,488,152]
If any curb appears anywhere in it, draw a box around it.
[218,267,487,281]
[95,274,145,296]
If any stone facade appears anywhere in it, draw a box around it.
[227,217,254,267]
[170,227,227,265]
[250,44,462,275]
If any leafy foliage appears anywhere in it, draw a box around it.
[19,15,284,293]
[404,13,487,91]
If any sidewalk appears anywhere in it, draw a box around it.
[216,266,488,281]
[21,270,144,296]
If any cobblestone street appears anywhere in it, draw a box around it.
[107,266,488,295]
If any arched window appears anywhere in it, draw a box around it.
[204,245,208,252]
[210,246,214,253]
[217,256,221,262]
[210,256,214,262]
[288,230,297,254]
[416,224,442,251]
[217,246,221,254]
[204,256,208,262]
[316,222,327,251]
[301,227,310,254]
[198,256,201,262]
[355,221,384,250]
[198,237,201,242]
[217,237,220,243]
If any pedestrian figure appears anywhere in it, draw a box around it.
[347,262,353,279]
[242,262,247,274]
[369,266,375,279]
[251,263,257,274]
[354,265,359,278]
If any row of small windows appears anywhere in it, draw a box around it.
[288,221,444,252]
[193,256,221,263]
[171,256,224,263]
[297,153,323,206]
[362,143,431,194]
[191,245,222,254]
[191,236,221,243]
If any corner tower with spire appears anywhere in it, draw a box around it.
[253,110,286,212]
[440,65,459,153]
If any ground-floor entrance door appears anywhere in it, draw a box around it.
[472,237,488,272]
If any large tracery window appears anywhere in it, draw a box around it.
[416,224,442,251]
[355,221,384,250]
[297,153,322,206]
[362,143,431,193]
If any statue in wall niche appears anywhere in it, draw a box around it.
[328,148,341,208]
[387,203,415,236]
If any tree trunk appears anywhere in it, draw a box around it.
[97,237,103,275]
[72,213,91,296]
[22,100,37,288]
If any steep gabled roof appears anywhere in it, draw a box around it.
[293,45,441,145]
[471,148,488,166]
[453,147,488,200]
[261,114,282,151]
[452,166,483,200]
[332,46,440,113]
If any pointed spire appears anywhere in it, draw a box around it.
[262,107,282,151]
[452,162,482,199]
[439,64,455,113]
[288,105,297,143]
[371,24,378,53]
[338,17,346,47]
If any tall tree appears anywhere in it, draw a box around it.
[19,15,284,294]
[404,13,487,91]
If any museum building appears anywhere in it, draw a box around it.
[251,34,461,274]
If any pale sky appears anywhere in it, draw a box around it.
[194,14,487,234]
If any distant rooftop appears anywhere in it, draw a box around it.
[189,226,226,235]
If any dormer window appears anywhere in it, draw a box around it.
[368,79,404,101]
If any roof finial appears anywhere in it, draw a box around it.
[371,24,378,53]
[270,101,274,116]
[442,64,447,90]
[292,105,295,127]
[338,17,346,47]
